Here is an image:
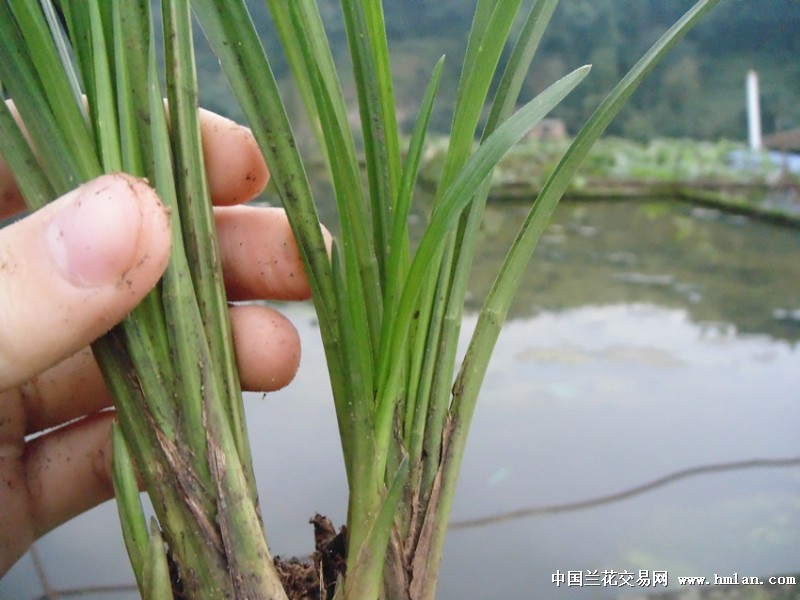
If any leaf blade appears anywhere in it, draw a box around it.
[375,65,591,471]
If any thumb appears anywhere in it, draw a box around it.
[0,173,171,390]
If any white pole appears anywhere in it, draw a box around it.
[747,69,762,151]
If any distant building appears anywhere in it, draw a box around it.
[763,128,800,153]
[527,118,567,141]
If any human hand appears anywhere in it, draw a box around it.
[0,109,323,575]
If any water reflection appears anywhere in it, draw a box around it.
[2,200,799,598]
[467,200,800,343]
[443,304,800,599]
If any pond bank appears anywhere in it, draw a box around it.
[419,136,800,227]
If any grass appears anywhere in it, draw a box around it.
[0,0,721,597]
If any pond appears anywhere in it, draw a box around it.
[3,199,799,599]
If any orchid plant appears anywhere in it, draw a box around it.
[0,0,719,597]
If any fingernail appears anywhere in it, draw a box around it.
[47,174,144,287]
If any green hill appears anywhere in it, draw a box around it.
[192,1,800,143]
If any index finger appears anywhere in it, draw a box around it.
[199,108,270,206]
[0,107,269,219]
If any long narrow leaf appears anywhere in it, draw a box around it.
[461,0,500,83]
[192,4,346,430]
[340,0,395,281]
[0,99,54,207]
[420,0,562,495]
[111,425,150,594]
[331,239,382,566]
[263,0,327,156]
[143,520,174,600]
[343,458,410,600]
[40,0,84,109]
[407,0,526,494]
[383,56,445,321]
[456,0,723,429]
[86,0,122,172]
[329,242,371,476]
[435,0,523,201]
[285,1,383,364]
[192,0,334,322]
[427,3,722,595]
[7,0,97,173]
[163,0,253,481]
[375,65,591,474]
[0,2,93,193]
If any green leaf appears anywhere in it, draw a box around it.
[262,0,326,155]
[111,424,150,594]
[0,95,54,208]
[425,3,723,593]
[419,0,562,496]
[143,520,174,600]
[383,56,445,320]
[7,0,98,174]
[343,458,410,600]
[192,0,333,309]
[192,0,339,374]
[40,0,84,104]
[457,0,724,431]
[375,65,591,473]
[163,0,253,481]
[86,0,122,171]
[340,0,399,281]
[435,0,523,200]
[284,0,383,364]
[0,2,92,193]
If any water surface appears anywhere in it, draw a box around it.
[3,200,799,599]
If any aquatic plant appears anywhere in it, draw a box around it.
[0,0,719,597]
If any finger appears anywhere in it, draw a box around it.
[0,148,23,219]
[0,100,28,218]
[0,106,269,220]
[0,386,32,575]
[23,411,116,539]
[200,108,270,206]
[16,204,317,431]
[0,174,171,391]
[21,347,111,435]
[22,303,303,433]
[230,304,301,392]
[0,406,116,575]
[216,205,331,301]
